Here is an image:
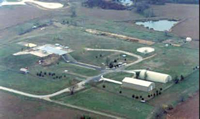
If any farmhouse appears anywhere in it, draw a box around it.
[122,77,155,92]
[138,70,172,83]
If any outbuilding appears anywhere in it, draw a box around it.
[122,77,155,92]
[138,70,172,83]
[20,68,29,74]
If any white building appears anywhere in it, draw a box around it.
[138,70,172,83]
[20,68,29,74]
[122,77,155,92]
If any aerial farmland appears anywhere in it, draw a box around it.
[0,0,199,119]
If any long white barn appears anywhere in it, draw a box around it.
[122,77,155,92]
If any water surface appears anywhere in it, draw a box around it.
[135,20,178,31]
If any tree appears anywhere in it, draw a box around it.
[180,75,184,81]
[105,57,110,66]
[135,1,149,14]
[102,85,106,88]
[69,86,75,95]
[174,76,179,84]
[70,6,77,18]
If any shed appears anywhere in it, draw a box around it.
[20,68,29,74]
[122,77,155,92]
[139,70,172,83]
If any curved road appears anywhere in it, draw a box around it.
[85,48,144,67]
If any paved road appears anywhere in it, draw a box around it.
[62,54,102,70]
[85,48,144,67]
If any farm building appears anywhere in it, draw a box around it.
[138,70,172,83]
[36,44,68,56]
[122,77,155,92]
[20,68,29,74]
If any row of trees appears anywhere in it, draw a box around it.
[174,75,184,84]
[83,0,127,10]
[102,84,163,100]
[36,71,66,80]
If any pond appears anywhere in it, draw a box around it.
[135,20,178,31]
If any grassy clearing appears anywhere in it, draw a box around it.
[56,87,154,119]
[0,44,86,94]
[71,50,137,67]
[97,82,149,99]
[126,44,199,78]
[104,72,133,82]
[60,16,180,42]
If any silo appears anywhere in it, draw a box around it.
[139,70,172,83]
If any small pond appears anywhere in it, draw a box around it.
[135,20,178,31]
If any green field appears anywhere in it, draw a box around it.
[55,87,154,119]
[126,44,199,78]
[71,50,137,67]
[0,44,89,94]
[0,2,199,118]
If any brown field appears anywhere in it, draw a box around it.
[166,91,199,119]
[152,3,199,40]
[0,91,110,119]
[0,6,50,30]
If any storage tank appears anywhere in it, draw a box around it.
[122,77,155,92]
[139,70,172,83]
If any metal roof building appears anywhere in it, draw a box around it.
[138,70,172,83]
[122,77,155,92]
[36,45,67,56]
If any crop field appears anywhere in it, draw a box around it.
[166,91,199,119]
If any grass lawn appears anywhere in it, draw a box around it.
[0,44,87,95]
[126,44,199,78]
[55,87,154,119]
[71,50,137,67]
